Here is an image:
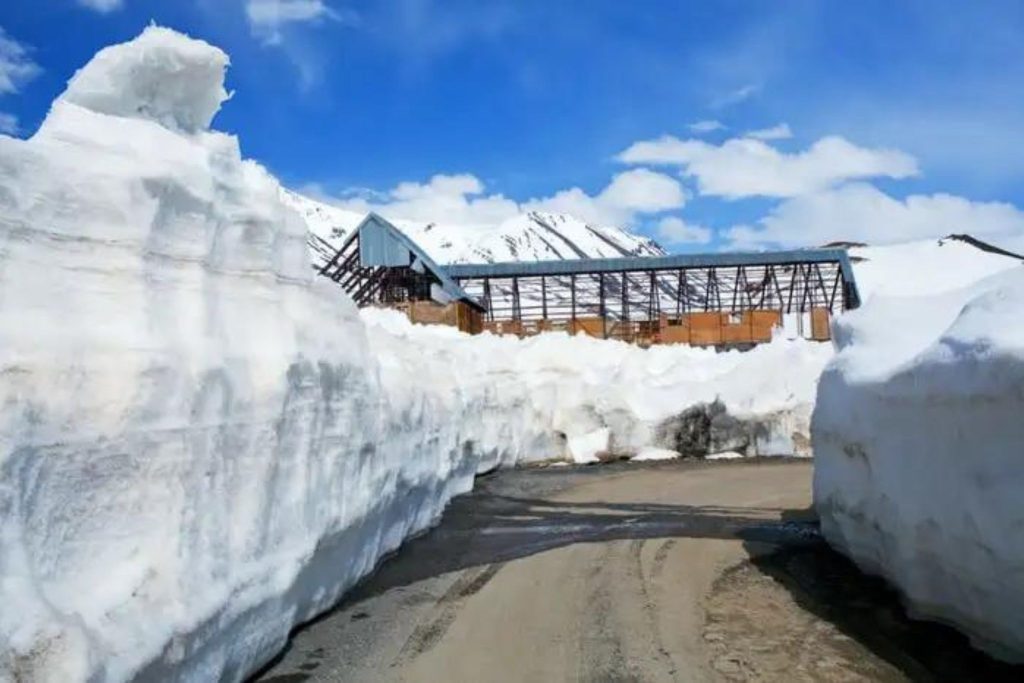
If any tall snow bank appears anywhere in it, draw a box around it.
[813,266,1024,661]
[363,309,831,464]
[0,26,831,683]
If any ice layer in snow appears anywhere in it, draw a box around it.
[813,263,1024,662]
[0,27,831,683]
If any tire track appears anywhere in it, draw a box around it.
[651,538,677,581]
[392,562,505,665]
[629,539,677,680]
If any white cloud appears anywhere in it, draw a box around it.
[724,183,1024,248]
[656,216,712,245]
[337,174,520,231]
[595,168,688,213]
[0,28,41,96]
[76,0,124,12]
[721,224,765,251]
[384,0,517,57]
[525,168,686,227]
[0,112,17,135]
[711,83,760,109]
[745,123,792,141]
[618,134,918,199]
[688,120,725,134]
[332,169,686,233]
[246,0,343,44]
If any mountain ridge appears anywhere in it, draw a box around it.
[282,189,667,268]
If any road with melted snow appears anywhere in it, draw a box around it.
[256,460,1022,683]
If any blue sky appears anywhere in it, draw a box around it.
[3,0,1024,251]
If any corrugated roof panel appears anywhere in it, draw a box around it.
[359,219,412,267]
[442,249,848,277]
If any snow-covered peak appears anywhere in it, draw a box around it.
[281,188,367,243]
[454,210,666,263]
[57,25,229,134]
[284,189,666,267]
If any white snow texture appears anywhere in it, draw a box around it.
[813,263,1024,662]
[0,27,829,682]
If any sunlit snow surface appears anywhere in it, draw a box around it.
[813,259,1024,661]
[4,23,1021,683]
[0,27,828,683]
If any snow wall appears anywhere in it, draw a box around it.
[0,28,828,682]
[813,267,1024,662]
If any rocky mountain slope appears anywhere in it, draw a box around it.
[281,189,666,267]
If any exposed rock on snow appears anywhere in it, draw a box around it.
[655,399,812,458]
[0,27,832,683]
[813,266,1024,662]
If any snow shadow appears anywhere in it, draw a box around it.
[256,461,1022,681]
[738,513,1024,682]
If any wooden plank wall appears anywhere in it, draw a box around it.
[657,310,787,346]
[395,304,824,346]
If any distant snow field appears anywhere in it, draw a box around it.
[2,23,1023,683]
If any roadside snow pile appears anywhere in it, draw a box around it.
[363,308,831,465]
[0,27,831,683]
[850,237,1024,300]
[813,265,1024,662]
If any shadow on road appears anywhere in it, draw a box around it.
[342,491,817,605]
[257,462,1024,682]
[738,514,1024,683]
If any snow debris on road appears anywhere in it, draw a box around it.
[0,27,831,683]
[813,262,1024,662]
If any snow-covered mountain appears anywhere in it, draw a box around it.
[281,189,666,267]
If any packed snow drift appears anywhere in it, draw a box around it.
[813,262,1024,661]
[0,27,830,683]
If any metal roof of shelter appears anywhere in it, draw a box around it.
[443,248,861,308]
[356,213,482,308]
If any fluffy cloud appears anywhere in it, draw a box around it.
[337,174,519,231]
[246,0,341,43]
[0,112,17,135]
[335,169,686,233]
[0,28,41,95]
[618,133,918,199]
[655,216,712,245]
[76,0,124,12]
[745,123,791,140]
[525,168,686,226]
[593,168,688,213]
[724,183,1024,248]
[688,120,725,134]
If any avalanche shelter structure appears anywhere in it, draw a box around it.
[316,213,861,347]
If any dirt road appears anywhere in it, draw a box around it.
[256,460,1021,683]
